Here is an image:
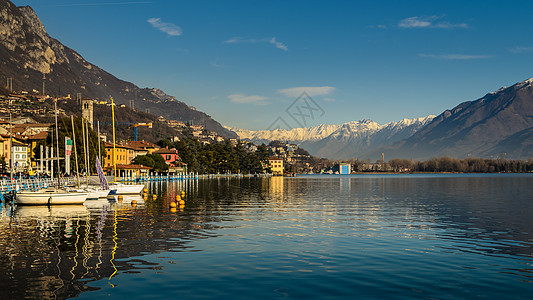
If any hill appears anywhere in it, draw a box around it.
[0,0,236,138]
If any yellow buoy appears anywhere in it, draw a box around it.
[176,195,181,201]
[152,194,157,200]
[179,200,185,206]
[170,202,177,208]
[143,196,148,201]
[118,195,123,202]
[170,207,177,213]
[131,199,137,205]
[143,188,148,193]
[181,191,185,196]
[143,192,147,197]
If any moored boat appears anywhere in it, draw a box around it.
[16,188,88,205]
[109,183,145,195]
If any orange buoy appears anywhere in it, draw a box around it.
[170,202,177,208]
[118,195,124,202]
[176,195,181,201]
[143,188,148,193]
[179,200,185,206]
[170,207,177,213]
[131,199,137,205]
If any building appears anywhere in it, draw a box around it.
[120,140,160,154]
[12,141,29,172]
[105,164,151,179]
[268,157,284,176]
[81,99,94,129]
[153,148,180,166]
[339,163,351,174]
[104,142,136,167]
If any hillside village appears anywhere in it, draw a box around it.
[0,91,326,177]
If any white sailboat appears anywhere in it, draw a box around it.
[16,188,88,205]
[16,100,88,205]
[109,97,145,195]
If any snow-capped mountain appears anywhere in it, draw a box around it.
[230,116,435,159]
[228,123,342,144]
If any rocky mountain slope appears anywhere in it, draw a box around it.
[0,0,236,138]
[368,78,533,160]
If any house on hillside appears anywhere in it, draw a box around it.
[268,157,284,176]
[154,148,180,166]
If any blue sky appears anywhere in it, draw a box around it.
[12,0,533,130]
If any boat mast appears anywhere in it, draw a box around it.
[71,116,80,187]
[54,100,61,187]
[97,121,101,163]
[111,97,117,182]
[9,112,13,179]
[86,118,90,176]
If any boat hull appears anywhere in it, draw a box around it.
[16,191,88,205]
[110,184,145,195]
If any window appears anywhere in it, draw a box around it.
[15,154,19,159]
[166,155,171,160]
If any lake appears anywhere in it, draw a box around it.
[1,174,533,299]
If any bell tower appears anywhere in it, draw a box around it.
[81,98,94,129]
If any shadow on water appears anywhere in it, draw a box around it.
[0,174,532,298]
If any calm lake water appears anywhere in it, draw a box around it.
[1,174,533,299]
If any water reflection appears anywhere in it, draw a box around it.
[0,174,532,299]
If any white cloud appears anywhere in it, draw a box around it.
[224,37,288,51]
[323,97,336,103]
[399,16,467,29]
[147,18,182,36]
[269,37,288,51]
[228,93,269,105]
[510,46,533,54]
[419,53,491,60]
[278,86,336,98]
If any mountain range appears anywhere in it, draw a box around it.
[0,0,236,138]
[233,77,533,160]
[230,116,436,160]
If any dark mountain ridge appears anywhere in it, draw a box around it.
[367,78,533,160]
[0,0,236,138]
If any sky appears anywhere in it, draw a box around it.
[11,0,533,130]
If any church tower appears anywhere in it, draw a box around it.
[81,99,94,129]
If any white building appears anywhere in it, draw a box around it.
[12,141,29,172]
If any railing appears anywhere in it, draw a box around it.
[0,177,81,194]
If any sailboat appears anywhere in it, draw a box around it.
[107,97,145,195]
[16,100,89,205]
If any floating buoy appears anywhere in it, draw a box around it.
[118,195,123,202]
[131,199,137,205]
[175,195,181,201]
[181,191,185,197]
[170,207,177,213]
[143,188,148,193]
[179,200,185,206]
[152,194,157,200]
[143,192,147,197]
[143,195,148,201]
[170,202,177,208]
